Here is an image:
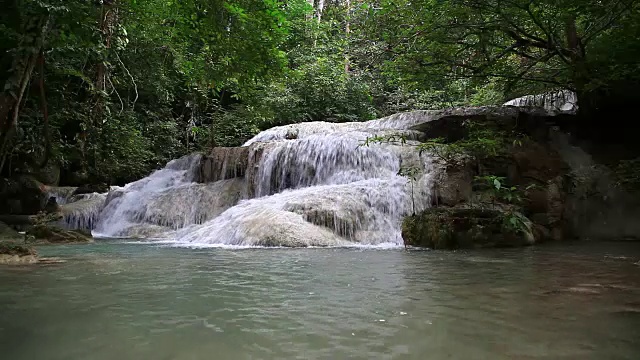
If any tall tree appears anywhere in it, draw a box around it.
[374,0,640,116]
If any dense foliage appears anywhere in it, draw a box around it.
[1,0,638,185]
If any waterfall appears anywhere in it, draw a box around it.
[60,193,107,230]
[504,90,577,113]
[94,154,227,238]
[44,186,109,231]
[95,111,439,246]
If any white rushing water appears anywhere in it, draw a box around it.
[504,90,577,113]
[91,111,439,246]
[60,193,107,230]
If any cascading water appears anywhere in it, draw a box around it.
[60,193,107,230]
[94,154,245,238]
[93,110,440,246]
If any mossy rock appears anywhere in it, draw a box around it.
[0,221,22,241]
[27,224,93,244]
[402,208,534,249]
[0,242,37,257]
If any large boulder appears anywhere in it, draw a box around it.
[432,159,474,206]
[27,224,93,244]
[402,208,535,249]
[550,129,640,240]
[408,106,567,142]
[35,162,61,186]
[412,106,572,242]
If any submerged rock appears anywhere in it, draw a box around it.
[402,208,535,249]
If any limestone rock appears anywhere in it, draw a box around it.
[408,106,562,140]
[434,161,473,206]
[60,192,107,230]
[0,242,38,265]
[402,208,535,249]
[199,147,249,183]
[0,254,38,265]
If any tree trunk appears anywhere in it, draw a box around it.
[565,15,593,121]
[306,0,315,21]
[344,0,351,73]
[87,1,118,179]
[0,15,50,174]
[38,50,51,169]
[316,0,325,21]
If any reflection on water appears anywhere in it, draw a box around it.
[1,241,639,360]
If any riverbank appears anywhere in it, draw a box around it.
[0,221,89,265]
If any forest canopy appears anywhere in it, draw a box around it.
[1,0,638,185]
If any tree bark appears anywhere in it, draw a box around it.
[565,15,593,120]
[315,0,325,21]
[344,0,351,73]
[0,15,50,174]
[38,50,51,169]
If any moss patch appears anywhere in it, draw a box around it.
[0,242,37,257]
[402,208,534,249]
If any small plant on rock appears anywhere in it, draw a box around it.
[398,166,421,215]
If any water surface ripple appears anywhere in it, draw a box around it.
[1,241,639,360]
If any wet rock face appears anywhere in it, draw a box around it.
[434,160,474,207]
[403,106,574,247]
[199,147,250,183]
[402,208,534,249]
